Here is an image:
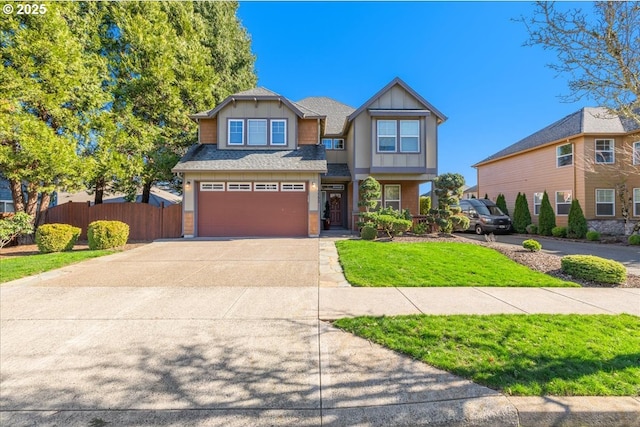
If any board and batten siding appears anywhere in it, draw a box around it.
[217,100,298,149]
[477,137,584,226]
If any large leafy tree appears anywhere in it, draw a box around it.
[0,2,107,225]
[521,1,640,124]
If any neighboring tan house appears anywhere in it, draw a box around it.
[172,77,446,237]
[474,107,640,235]
[462,185,478,200]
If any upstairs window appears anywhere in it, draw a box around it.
[228,120,244,145]
[400,120,419,152]
[633,142,640,166]
[247,119,267,146]
[271,120,286,145]
[377,120,397,152]
[595,139,614,164]
[555,191,572,215]
[556,143,573,167]
[322,138,344,150]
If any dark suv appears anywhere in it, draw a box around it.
[457,199,512,235]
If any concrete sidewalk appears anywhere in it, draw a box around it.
[1,239,639,426]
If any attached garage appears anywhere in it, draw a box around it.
[196,181,308,237]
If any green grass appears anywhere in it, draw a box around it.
[335,240,577,287]
[334,314,640,396]
[0,250,116,283]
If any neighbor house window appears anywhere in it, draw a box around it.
[595,189,615,216]
[633,142,640,165]
[555,191,572,215]
[270,120,286,145]
[0,200,14,213]
[322,138,333,150]
[228,120,244,145]
[247,119,267,146]
[322,138,344,150]
[556,143,573,167]
[377,120,397,152]
[400,120,419,152]
[634,188,640,217]
[533,192,543,215]
[595,139,614,164]
[384,185,401,210]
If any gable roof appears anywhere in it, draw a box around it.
[475,107,640,166]
[189,87,325,121]
[172,144,327,173]
[347,77,447,124]
[296,97,355,136]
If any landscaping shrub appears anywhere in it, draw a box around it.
[451,213,470,231]
[538,191,556,236]
[512,192,532,233]
[35,223,81,253]
[561,255,627,284]
[586,231,601,241]
[419,196,431,215]
[360,225,377,240]
[0,212,33,249]
[551,226,567,238]
[628,234,640,245]
[412,222,428,235]
[496,193,508,216]
[526,224,538,234]
[522,239,542,252]
[567,199,588,239]
[87,220,129,250]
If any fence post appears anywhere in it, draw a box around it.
[160,202,165,239]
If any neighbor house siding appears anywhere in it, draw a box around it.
[297,118,318,145]
[477,138,581,226]
[199,118,217,144]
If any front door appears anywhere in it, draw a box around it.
[329,193,342,226]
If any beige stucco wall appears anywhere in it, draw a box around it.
[217,100,298,149]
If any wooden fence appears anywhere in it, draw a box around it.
[45,202,182,241]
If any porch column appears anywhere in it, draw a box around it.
[351,180,359,231]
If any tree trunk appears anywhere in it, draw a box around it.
[17,184,40,244]
[35,192,51,228]
[94,178,104,204]
[141,181,152,204]
[9,178,25,213]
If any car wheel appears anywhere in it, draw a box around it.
[475,224,484,235]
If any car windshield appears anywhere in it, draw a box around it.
[487,205,504,215]
[475,204,504,216]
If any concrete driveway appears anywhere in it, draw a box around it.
[1,239,514,426]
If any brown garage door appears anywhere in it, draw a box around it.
[197,182,308,237]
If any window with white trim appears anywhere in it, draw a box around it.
[228,120,244,145]
[254,182,279,192]
[322,138,344,150]
[633,188,640,217]
[533,192,543,215]
[400,120,419,152]
[227,182,252,191]
[633,142,640,166]
[270,120,286,145]
[200,182,225,191]
[595,139,614,164]
[281,183,306,192]
[556,143,573,167]
[377,120,397,152]
[322,138,333,150]
[0,200,14,213]
[595,189,615,216]
[384,185,401,210]
[555,191,572,215]
[247,119,267,146]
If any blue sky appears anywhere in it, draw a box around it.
[237,1,590,190]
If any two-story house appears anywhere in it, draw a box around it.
[172,77,446,237]
[474,107,640,235]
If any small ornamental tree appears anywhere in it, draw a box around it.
[512,192,532,233]
[538,191,556,236]
[496,193,509,216]
[567,199,588,239]
[428,173,465,233]
[358,176,381,226]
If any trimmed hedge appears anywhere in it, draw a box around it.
[628,234,640,245]
[360,225,377,241]
[551,226,567,238]
[522,239,542,252]
[526,224,538,235]
[586,231,601,241]
[36,223,81,253]
[87,220,129,250]
[561,255,627,284]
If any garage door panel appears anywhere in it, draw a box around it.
[197,186,308,237]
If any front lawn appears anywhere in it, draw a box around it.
[334,314,640,396]
[0,250,116,283]
[335,240,576,287]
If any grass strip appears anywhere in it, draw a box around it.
[334,314,640,396]
[335,240,576,287]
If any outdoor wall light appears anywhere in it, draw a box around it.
[185,180,192,189]
[311,182,317,190]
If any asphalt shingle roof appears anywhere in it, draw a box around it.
[323,163,351,178]
[296,97,355,136]
[477,107,640,165]
[172,144,327,173]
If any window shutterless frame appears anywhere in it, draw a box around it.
[270,119,287,145]
[595,188,615,216]
[228,119,244,145]
[633,188,640,217]
[556,143,573,167]
[555,191,572,215]
[595,139,615,164]
[633,142,640,166]
[533,192,543,216]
